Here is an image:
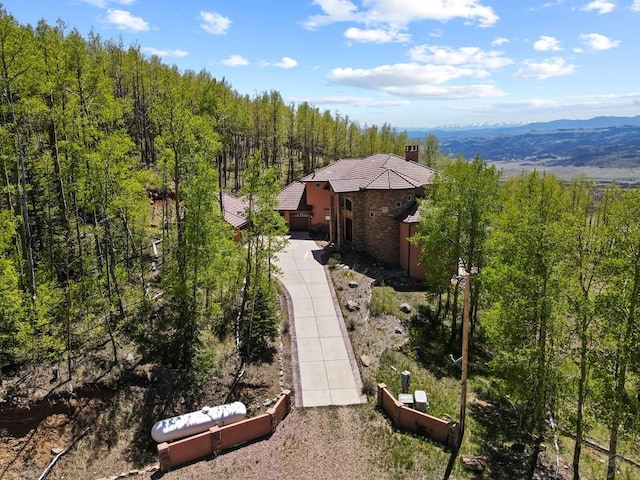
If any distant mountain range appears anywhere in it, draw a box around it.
[406,115,640,169]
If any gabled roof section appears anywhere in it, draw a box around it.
[301,153,435,192]
[221,192,248,229]
[277,181,308,211]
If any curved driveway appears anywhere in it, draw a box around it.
[277,233,365,407]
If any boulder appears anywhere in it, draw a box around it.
[399,303,412,313]
[360,355,372,367]
[460,455,487,472]
[346,300,360,311]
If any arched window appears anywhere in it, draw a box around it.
[345,198,352,211]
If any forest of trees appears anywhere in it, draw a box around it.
[0,8,415,383]
[414,157,640,480]
[1,8,638,480]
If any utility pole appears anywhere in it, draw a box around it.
[459,272,470,437]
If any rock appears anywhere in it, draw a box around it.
[399,303,412,313]
[263,399,273,407]
[346,300,360,311]
[348,280,358,288]
[460,455,487,472]
[395,327,404,334]
[360,355,372,367]
[123,353,135,365]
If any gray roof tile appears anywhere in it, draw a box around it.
[277,181,307,210]
[302,153,434,192]
[221,192,248,228]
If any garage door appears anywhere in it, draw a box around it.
[290,212,310,231]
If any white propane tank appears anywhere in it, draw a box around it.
[151,401,247,443]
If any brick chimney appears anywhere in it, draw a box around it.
[405,145,419,162]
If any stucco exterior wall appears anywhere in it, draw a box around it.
[305,181,331,232]
[399,223,427,279]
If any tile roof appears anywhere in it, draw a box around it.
[396,201,421,224]
[277,181,307,211]
[301,153,434,193]
[221,192,248,229]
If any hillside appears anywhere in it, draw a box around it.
[407,116,640,172]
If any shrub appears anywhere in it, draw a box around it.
[369,286,396,317]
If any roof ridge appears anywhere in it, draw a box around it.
[388,168,421,187]
[361,169,390,189]
[300,157,359,181]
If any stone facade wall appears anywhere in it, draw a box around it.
[346,188,421,267]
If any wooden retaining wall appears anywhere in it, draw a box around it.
[377,383,460,449]
[157,390,291,472]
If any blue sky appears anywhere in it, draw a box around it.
[2,0,639,128]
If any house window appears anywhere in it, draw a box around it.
[324,209,330,221]
[370,212,375,217]
[345,198,352,211]
[407,195,414,201]
[381,206,389,214]
[395,201,402,208]
[315,182,320,188]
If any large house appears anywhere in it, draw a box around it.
[277,146,434,279]
[221,192,249,241]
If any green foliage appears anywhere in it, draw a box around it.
[237,153,288,363]
[369,286,397,317]
[0,212,23,368]
[239,274,279,363]
[483,171,569,434]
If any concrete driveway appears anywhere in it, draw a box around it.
[276,233,365,407]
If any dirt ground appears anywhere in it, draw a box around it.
[0,240,571,480]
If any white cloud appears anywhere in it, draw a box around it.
[104,9,149,31]
[82,0,135,7]
[533,35,562,51]
[409,45,512,69]
[263,57,298,69]
[327,63,507,99]
[633,0,640,11]
[304,0,360,28]
[513,57,576,79]
[580,33,621,50]
[221,55,249,67]
[492,93,640,114]
[200,11,231,35]
[580,0,616,14]
[382,84,505,99]
[142,47,188,58]
[329,63,478,89]
[304,0,499,29]
[492,37,509,46]
[290,95,411,108]
[344,27,411,43]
